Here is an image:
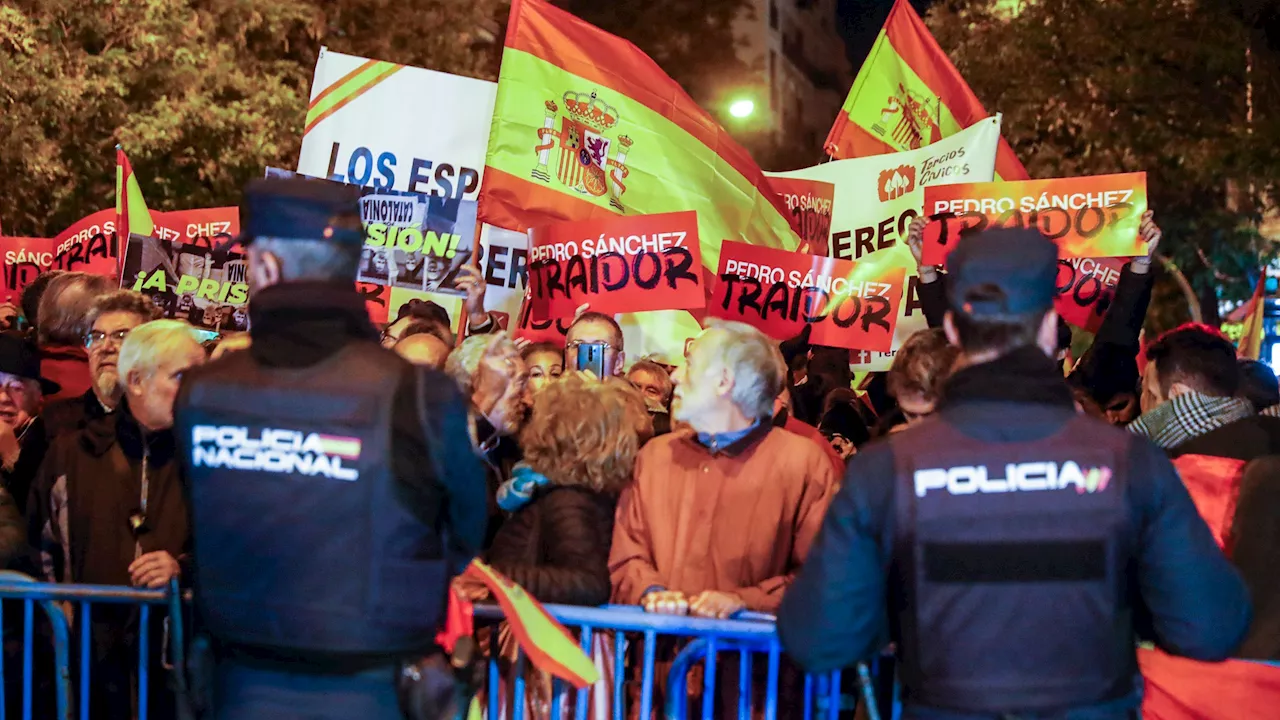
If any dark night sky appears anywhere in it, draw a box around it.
[835,0,932,71]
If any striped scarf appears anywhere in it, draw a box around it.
[1128,391,1255,449]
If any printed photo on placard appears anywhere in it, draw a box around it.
[122,234,250,333]
[266,166,476,296]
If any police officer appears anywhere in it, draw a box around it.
[174,178,488,719]
[777,229,1252,719]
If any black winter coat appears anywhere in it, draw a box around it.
[486,486,616,606]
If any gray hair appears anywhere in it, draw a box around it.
[37,272,114,345]
[117,320,203,381]
[251,237,362,283]
[700,320,784,419]
[85,290,161,329]
[446,332,517,398]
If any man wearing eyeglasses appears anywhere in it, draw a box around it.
[43,290,159,441]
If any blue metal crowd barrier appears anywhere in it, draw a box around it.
[0,574,871,719]
[471,603,872,720]
[0,572,181,720]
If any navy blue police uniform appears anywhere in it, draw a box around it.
[777,229,1253,720]
[174,178,488,720]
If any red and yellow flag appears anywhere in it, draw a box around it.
[465,560,598,689]
[478,0,800,271]
[1238,276,1267,361]
[824,0,1028,182]
[115,146,155,244]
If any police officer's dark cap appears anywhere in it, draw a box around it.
[238,177,364,246]
[945,228,1059,318]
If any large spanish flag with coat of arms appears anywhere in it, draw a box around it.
[478,0,800,270]
[825,0,1028,182]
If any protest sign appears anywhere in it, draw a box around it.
[361,199,477,296]
[122,234,249,332]
[297,47,495,202]
[767,117,1001,262]
[0,236,55,302]
[767,116,1002,370]
[921,173,1148,265]
[52,209,120,277]
[1055,257,1125,333]
[709,240,907,352]
[527,211,704,320]
[153,207,241,249]
[266,167,477,297]
[769,177,835,256]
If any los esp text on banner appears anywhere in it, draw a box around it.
[526,211,704,320]
[710,241,906,352]
[921,173,1148,265]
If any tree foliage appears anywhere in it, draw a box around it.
[927,0,1280,307]
[0,0,503,238]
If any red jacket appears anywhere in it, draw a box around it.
[1140,454,1280,719]
[38,343,91,403]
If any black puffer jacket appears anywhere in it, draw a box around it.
[485,486,616,606]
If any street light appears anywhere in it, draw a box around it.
[728,98,755,119]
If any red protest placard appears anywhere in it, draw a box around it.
[527,211,704,321]
[708,240,907,352]
[154,207,241,250]
[1055,257,1125,333]
[514,293,572,346]
[51,209,120,277]
[0,237,55,303]
[769,177,835,256]
[921,173,1148,265]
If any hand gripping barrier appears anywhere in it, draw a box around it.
[0,575,879,720]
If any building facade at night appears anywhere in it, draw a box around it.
[736,0,854,159]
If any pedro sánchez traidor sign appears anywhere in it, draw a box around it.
[526,210,705,320]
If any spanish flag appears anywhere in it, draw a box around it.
[115,146,155,243]
[465,560,598,689]
[478,0,800,270]
[1235,276,1267,361]
[824,0,1028,182]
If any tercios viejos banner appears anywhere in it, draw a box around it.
[527,211,704,320]
[710,240,907,353]
[921,173,1148,265]
[767,116,1002,370]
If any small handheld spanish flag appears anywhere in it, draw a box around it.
[464,560,599,689]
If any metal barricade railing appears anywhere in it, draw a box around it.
[472,603,875,720]
[0,573,180,720]
[0,575,875,720]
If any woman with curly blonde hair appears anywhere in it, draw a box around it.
[486,374,651,605]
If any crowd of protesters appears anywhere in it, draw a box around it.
[0,199,1276,718]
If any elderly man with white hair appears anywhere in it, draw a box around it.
[446,332,530,545]
[609,320,839,619]
[31,319,206,720]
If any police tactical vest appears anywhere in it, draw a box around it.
[175,342,450,660]
[890,411,1137,715]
